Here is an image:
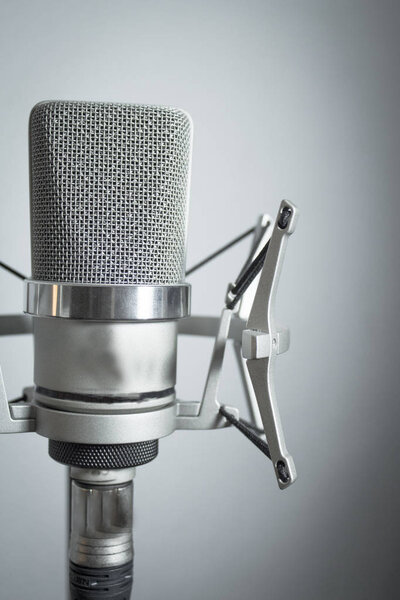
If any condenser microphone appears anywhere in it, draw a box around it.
[25,100,193,599]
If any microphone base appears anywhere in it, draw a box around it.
[70,561,133,600]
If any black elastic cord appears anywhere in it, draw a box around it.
[219,405,271,459]
[0,261,26,281]
[238,417,265,436]
[186,226,255,276]
[225,238,270,310]
[219,405,290,483]
[234,220,271,283]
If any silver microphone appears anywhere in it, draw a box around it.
[26,100,193,599]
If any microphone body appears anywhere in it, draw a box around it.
[27,100,193,598]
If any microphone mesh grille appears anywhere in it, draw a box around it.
[30,101,192,284]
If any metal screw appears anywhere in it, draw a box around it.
[278,206,292,230]
[276,460,290,483]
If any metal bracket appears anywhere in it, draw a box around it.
[0,316,36,434]
[243,200,298,489]
[175,203,297,451]
[176,308,239,429]
[0,369,35,433]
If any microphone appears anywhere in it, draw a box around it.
[26,100,193,599]
[0,98,299,598]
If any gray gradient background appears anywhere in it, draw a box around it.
[0,0,399,598]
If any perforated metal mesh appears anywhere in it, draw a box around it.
[30,101,192,284]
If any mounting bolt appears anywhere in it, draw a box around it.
[278,206,292,229]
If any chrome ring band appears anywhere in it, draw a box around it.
[34,400,177,444]
[24,281,191,321]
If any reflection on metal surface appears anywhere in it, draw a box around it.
[24,281,191,321]
[70,469,134,569]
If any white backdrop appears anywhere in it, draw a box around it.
[0,1,399,599]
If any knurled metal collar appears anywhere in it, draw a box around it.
[24,281,190,321]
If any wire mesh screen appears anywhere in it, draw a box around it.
[30,101,192,284]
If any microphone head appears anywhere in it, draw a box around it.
[29,100,193,285]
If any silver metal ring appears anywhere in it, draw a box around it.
[24,281,190,321]
[34,390,175,414]
[34,401,177,444]
[70,467,136,485]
